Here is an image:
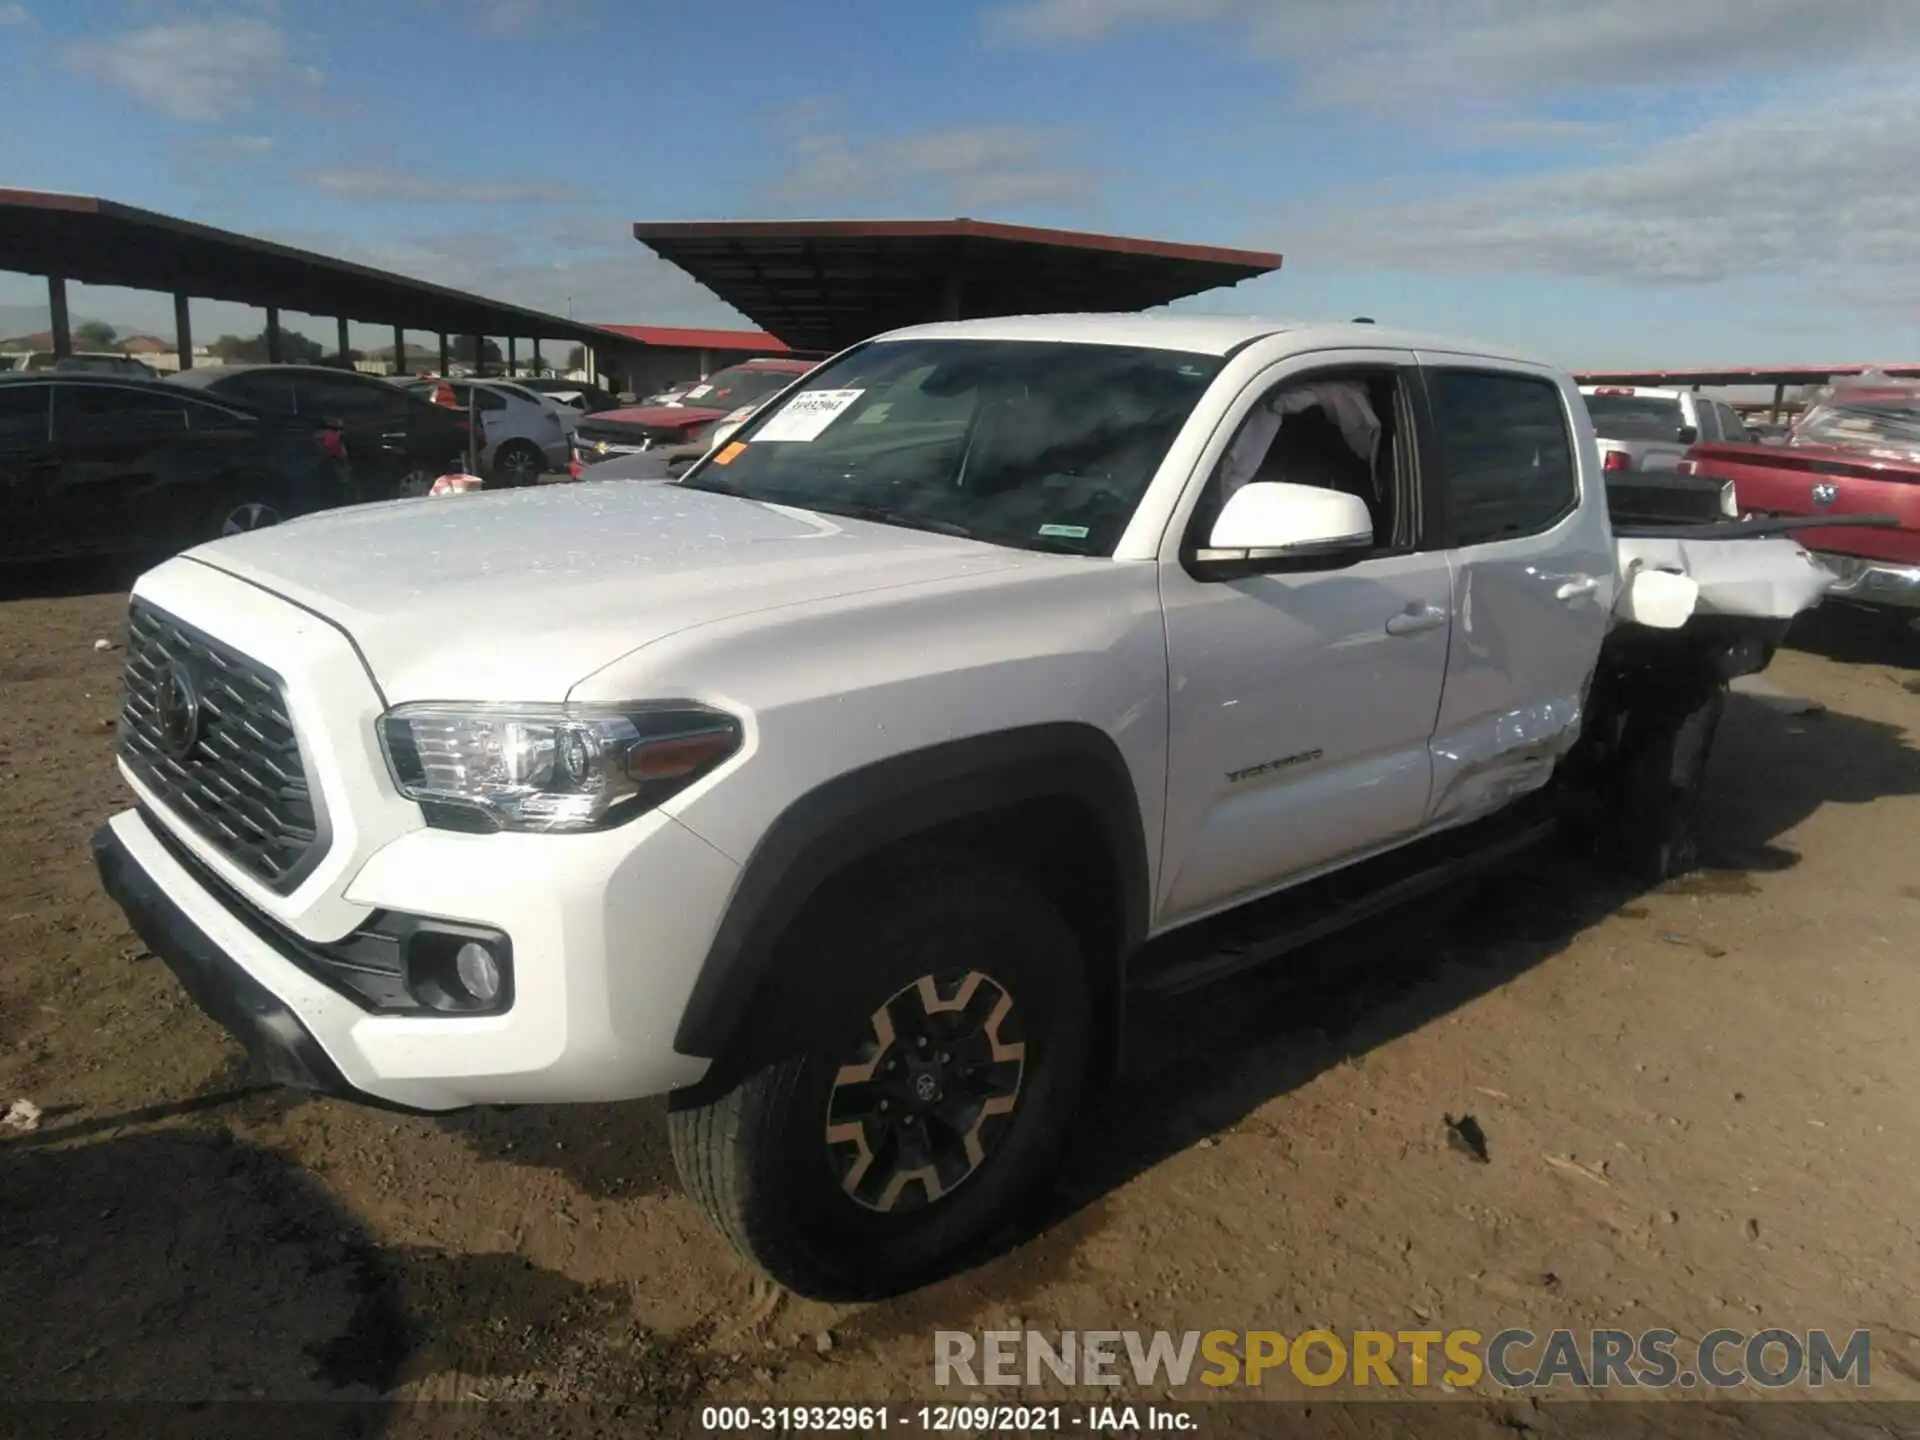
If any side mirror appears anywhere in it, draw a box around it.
[1677,425,1699,445]
[1191,481,1374,579]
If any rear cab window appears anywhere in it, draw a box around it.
[1428,369,1578,546]
[1583,390,1686,441]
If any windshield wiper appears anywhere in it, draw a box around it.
[810,503,979,539]
[677,474,743,496]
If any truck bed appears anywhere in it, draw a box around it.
[1682,441,1920,566]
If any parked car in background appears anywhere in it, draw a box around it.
[401,377,568,487]
[516,378,623,415]
[170,364,473,499]
[5,350,160,378]
[0,373,351,562]
[1580,385,1741,525]
[1681,370,1920,617]
[571,358,813,475]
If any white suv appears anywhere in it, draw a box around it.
[94,314,1831,1299]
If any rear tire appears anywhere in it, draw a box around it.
[490,440,544,489]
[208,492,287,540]
[1611,684,1727,884]
[669,853,1091,1300]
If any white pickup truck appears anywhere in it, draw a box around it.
[93,315,1836,1299]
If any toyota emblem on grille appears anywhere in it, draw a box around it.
[155,661,204,760]
[1812,482,1839,507]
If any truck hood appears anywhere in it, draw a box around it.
[185,481,1025,701]
[584,404,725,432]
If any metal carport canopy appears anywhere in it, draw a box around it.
[0,188,614,342]
[629,218,1284,355]
[1576,363,1920,387]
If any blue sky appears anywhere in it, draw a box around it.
[1,0,1916,368]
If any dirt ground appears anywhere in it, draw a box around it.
[3,569,1918,1437]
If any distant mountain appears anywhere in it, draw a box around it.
[0,304,122,346]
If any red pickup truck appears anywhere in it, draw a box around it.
[1680,372,1920,616]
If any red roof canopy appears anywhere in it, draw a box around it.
[592,324,791,353]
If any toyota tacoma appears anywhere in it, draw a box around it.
[94,316,1840,1299]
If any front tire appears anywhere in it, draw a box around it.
[669,854,1091,1300]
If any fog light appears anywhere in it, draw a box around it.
[455,942,501,1003]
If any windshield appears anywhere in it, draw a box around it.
[1792,397,1920,463]
[1583,393,1685,441]
[672,365,805,411]
[679,338,1224,556]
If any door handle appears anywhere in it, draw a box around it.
[1385,604,1448,637]
[1556,575,1601,602]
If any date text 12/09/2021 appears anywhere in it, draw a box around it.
[701,1405,1197,1432]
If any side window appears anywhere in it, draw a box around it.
[448,384,506,413]
[1192,369,1413,552]
[179,395,254,431]
[1693,400,1720,442]
[1718,404,1748,443]
[61,385,191,433]
[298,375,391,419]
[0,384,52,445]
[1428,371,1577,547]
[224,374,297,413]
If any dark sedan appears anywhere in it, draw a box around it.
[0,373,353,562]
[169,364,474,498]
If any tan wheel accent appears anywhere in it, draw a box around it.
[823,969,1027,1214]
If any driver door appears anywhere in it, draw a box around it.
[1155,351,1453,926]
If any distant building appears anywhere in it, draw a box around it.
[589,325,805,397]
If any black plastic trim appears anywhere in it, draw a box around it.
[91,822,450,1115]
[139,806,513,1017]
[671,723,1150,1067]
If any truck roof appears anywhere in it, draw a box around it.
[1581,384,1688,400]
[876,312,1545,366]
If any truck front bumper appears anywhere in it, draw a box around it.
[1814,552,1920,611]
[92,804,732,1112]
[94,819,374,1103]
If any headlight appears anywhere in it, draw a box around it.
[379,702,742,833]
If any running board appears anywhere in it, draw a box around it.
[1134,810,1561,998]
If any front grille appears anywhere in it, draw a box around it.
[119,601,326,891]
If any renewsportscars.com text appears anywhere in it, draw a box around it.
[934,1328,1872,1391]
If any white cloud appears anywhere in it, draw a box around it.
[0,4,34,27]
[991,0,1920,307]
[769,115,1096,211]
[432,0,584,37]
[67,16,320,122]
[333,228,744,327]
[304,167,584,205]
[1290,77,1920,290]
[987,0,1913,108]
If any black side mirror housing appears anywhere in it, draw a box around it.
[1677,425,1699,445]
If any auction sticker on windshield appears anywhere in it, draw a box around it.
[755,389,864,442]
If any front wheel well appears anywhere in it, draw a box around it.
[698,792,1134,1099]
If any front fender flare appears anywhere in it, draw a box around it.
[670,723,1150,1077]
